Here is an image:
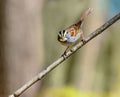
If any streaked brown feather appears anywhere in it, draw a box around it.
[66,8,92,36]
[66,25,80,36]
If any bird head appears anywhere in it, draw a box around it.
[58,30,70,42]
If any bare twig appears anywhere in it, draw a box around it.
[9,12,120,97]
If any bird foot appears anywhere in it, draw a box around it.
[82,39,86,44]
[81,36,86,44]
[61,51,67,59]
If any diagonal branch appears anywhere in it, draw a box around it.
[9,12,120,97]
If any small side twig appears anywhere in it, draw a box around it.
[9,12,120,97]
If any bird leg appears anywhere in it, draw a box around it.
[81,33,86,44]
[61,46,69,57]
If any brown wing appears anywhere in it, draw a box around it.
[66,8,92,35]
[66,25,80,36]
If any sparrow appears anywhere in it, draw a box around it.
[58,8,93,56]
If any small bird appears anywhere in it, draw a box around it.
[58,8,93,56]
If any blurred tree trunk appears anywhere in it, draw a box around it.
[0,1,7,97]
[0,0,44,97]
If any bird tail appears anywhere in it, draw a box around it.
[76,8,93,27]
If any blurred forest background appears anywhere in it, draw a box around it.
[0,0,120,97]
